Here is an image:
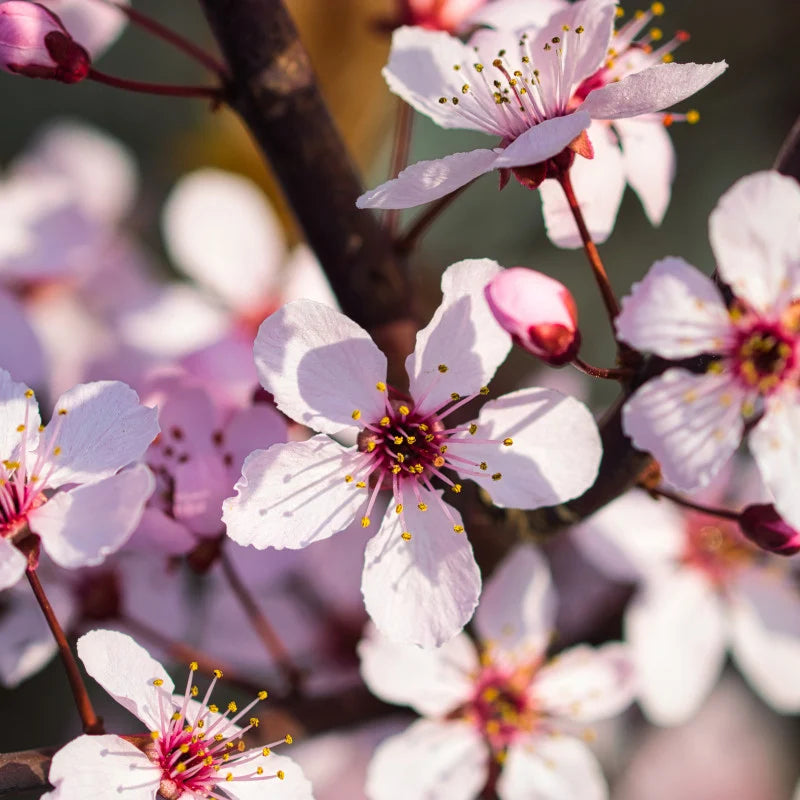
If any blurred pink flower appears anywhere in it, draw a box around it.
[402,0,486,32]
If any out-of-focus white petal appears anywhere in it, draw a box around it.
[227,753,315,800]
[616,257,731,357]
[254,300,387,436]
[498,735,607,800]
[362,487,481,647]
[222,403,289,480]
[580,61,728,120]
[358,623,477,716]
[223,437,367,550]
[475,543,556,659]
[129,507,198,555]
[407,258,508,414]
[163,169,285,311]
[709,171,800,314]
[0,289,45,389]
[449,387,602,508]
[366,719,489,800]
[622,369,744,491]
[43,734,160,800]
[0,538,27,591]
[77,629,173,730]
[626,569,727,726]
[282,243,338,308]
[615,117,676,226]
[468,0,569,32]
[539,120,626,248]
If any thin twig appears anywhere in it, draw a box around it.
[572,357,633,381]
[383,100,414,238]
[87,69,222,99]
[26,569,103,735]
[646,485,740,521]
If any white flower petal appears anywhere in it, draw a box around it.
[622,369,744,491]
[0,538,27,591]
[498,736,607,800]
[223,437,367,550]
[130,507,198,555]
[357,148,500,210]
[539,120,626,247]
[0,368,39,462]
[366,719,489,800]
[358,623,477,716]
[0,289,45,388]
[709,170,800,314]
[581,61,727,120]
[407,258,509,414]
[254,300,387,436]
[162,169,284,310]
[729,566,800,712]
[536,643,636,722]
[475,543,556,659]
[450,387,602,508]
[492,111,592,169]
[228,753,315,800]
[362,487,481,647]
[615,117,676,226]
[615,257,731,357]
[749,399,800,530]
[43,734,160,800]
[222,403,289,480]
[31,464,154,569]
[468,0,568,31]
[626,569,727,726]
[77,629,173,730]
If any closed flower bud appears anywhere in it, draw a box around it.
[739,503,800,556]
[485,267,580,365]
[0,1,90,83]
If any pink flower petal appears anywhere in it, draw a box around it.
[492,111,592,169]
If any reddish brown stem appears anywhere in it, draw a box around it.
[647,486,740,521]
[93,0,227,77]
[557,170,620,321]
[384,100,415,238]
[219,547,304,692]
[87,68,222,99]
[26,569,103,735]
[572,357,633,381]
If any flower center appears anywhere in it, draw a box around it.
[681,514,755,586]
[730,321,796,395]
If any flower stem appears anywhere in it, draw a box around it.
[557,169,620,321]
[395,181,471,254]
[384,100,414,238]
[219,547,305,693]
[26,569,104,734]
[647,486,740,521]
[572,357,633,381]
[87,68,223,100]
[92,0,228,77]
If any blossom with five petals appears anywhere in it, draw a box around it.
[356,0,725,213]
[616,171,800,528]
[223,259,602,647]
[359,545,636,800]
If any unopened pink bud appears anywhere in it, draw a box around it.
[739,504,800,556]
[0,1,90,83]
[485,267,580,366]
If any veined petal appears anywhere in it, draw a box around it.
[31,464,154,569]
[365,719,489,800]
[475,543,556,660]
[536,643,636,722]
[226,753,314,800]
[492,111,592,169]
[358,623,478,716]
[580,61,728,120]
[0,538,27,591]
[615,117,676,226]
[356,148,500,210]
[41,381,159,488]
[362,487,481,647]
[0,368,39,463]
[749,399,800,530]
[449,387,602,508]
[43,734,161,800]
[254,300,387,436]
[407,258,509,414]
[162,169,284,311]
[77,629,174,730]
[498,736,607,800]
[709,171,800,314]
[729,566,800,713]
[223,437,367,550]
[622,369,744,491]
[539,120,626,248]
[626,569,727,726]
[615,257,731,357]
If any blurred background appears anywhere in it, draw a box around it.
[0,0,798,797]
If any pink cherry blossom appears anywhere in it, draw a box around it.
[485,266,580,364]
[616,171,800,527]
[0,369,158,590]
[223,259,602,647]
[358,545,636,800]
[402,0,487,32]
[357,0,725,212]
[43,629,313,800]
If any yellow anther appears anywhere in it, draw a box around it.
[575,25,584,32]
[380,416,390,426]
[396,454,405,463]
[180,744,190,754]
[398,405,410,416]
[250,717,260,727]
[150,731,160,740]
[208,704,219,713]
[469,424,478,435]
[38,424,44,432]
[503,438,513,446]
[361,516,371,528]
[434,456,445,468]
[24,389,34,398]
[451,392,460,401]
[474,63,484,72]
[171,712,181,721]
[406,436,416,445]
[492,473,502,481]
[190,661,198,671]
[228,701,238,713]
[686,109,700,124]
[662,53,674,63]
[257,767,264,775]
[356,481,367,489]
[345,474,353,483]
[15,424,24,432]
[57,408,68,415]
[634,9,645,18]
[396,503,403,514]
[615,6,625,16]
[237,741,246,752]
[479,462,488,471]
[461,84,470,94]
[258,689,268,700]
[153,679,164,686]
[480,386,489,395]
[452,483,462,493]
[226,773,234,782]
[650,27,663,40]
[453,64,460,70]
[418,423,429,432]
[391,465,402,474]
[438,97,448,104]
[376,382,386,391]
[197,719,204,728]
[263,747,271,756]
[214,733,224,741]
[401,531,412,541]
[214,669,224,679]
[176,763,187,774]
[418,502,428,511]
[351,409,361,421]
[277,770,286,781]
[453,525,465,533]
[440,445,448,453]
[284,734,293,744]
[651,1,665,14]
[393,436,404,445]
[53,446,62,456]
[425,433,435,442]
[706,361,724,375]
